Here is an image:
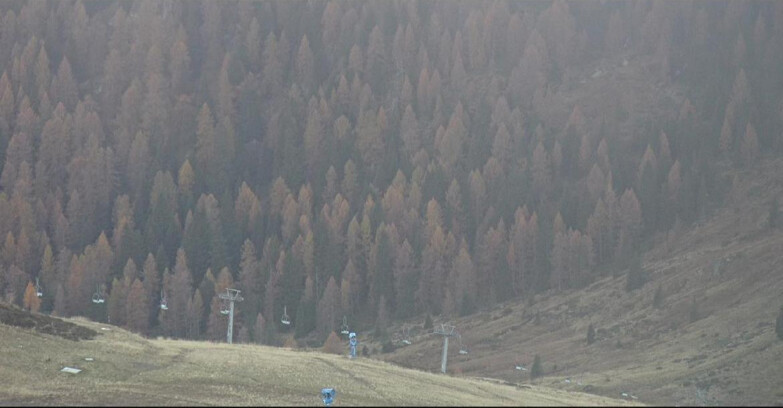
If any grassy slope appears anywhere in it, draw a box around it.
[0,316,638,406]
[377,158,783,406]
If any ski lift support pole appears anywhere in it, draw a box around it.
[219,288,244,344]
[434,324,457,374]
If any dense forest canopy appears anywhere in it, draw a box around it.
[1,0,781,344]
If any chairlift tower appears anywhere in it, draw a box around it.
[434,323,458,374]
[218,288,244,344]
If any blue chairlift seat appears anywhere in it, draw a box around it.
[321,388,336,406]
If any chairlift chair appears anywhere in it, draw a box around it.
[458,335,469,355]
[220,298,230,315]
[281,305,291,325]
[160,290,168,310]
[401,326,411,345]
[321,388,336,406]
[92,285,105,304]
[340,316,349,335]
[35,277,43,298]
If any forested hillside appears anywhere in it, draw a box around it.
[0,0,780,345]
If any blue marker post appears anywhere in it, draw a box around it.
[349,332,357,359]
[321,388,336,406]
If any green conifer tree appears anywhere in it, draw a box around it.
[531,354,543,381]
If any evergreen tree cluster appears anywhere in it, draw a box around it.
[0,1,779,343]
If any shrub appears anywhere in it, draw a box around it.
[283,335,298,349]
[322,331,343,354]
[381,339,397,353]
[689,298,699,323]
[424,314,433,330]
[375,325,386,339]
[587,323,595,345]
[361,345,369,356]
[652,284,663,309]
[626,255,647,291]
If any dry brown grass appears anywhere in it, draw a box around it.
[0,315,639,406]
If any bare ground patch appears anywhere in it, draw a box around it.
[0,302,97,341]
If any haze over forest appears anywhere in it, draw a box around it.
[0,0,781,352]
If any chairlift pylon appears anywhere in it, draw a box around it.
[35,277,43,298]
[281,305,291,325]
[340,315,349,335]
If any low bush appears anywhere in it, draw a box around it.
[322,331,343,354]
